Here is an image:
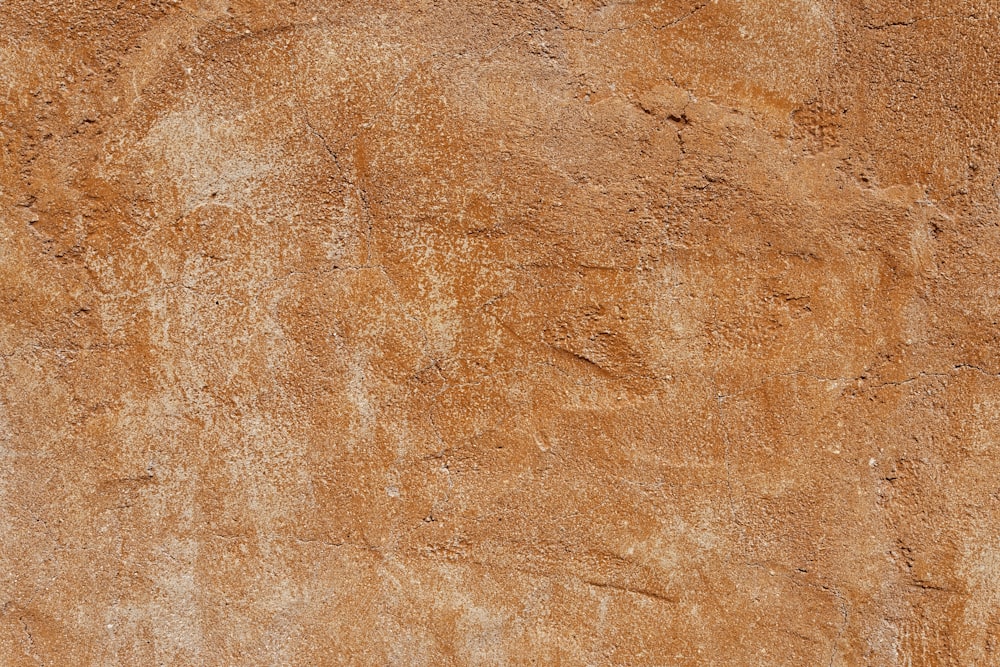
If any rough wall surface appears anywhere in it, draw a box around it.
[2,0,999,664]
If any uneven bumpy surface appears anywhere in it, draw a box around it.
[2,1,1000,664]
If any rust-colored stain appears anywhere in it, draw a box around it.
[2,1,999,664]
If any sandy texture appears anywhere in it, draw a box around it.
[2,0,1000,664]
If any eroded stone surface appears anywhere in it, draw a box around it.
[2,1,999,664]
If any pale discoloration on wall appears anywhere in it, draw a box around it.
[2,0,999,664]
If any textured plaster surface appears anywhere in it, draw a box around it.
[2,0,1000,664]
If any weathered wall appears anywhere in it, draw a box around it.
[2,1,999,664]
